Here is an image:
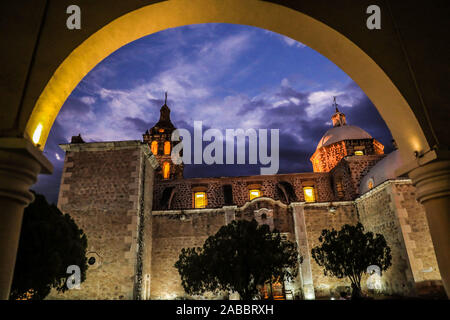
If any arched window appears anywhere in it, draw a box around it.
[249,189,261,201]
[162,162,170,179]
[151,141,158,155]
[303,186,316,203]
[164,141,171,155]
[194,192,207,208]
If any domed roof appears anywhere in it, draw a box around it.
[359,150,404,194]
[317,125,372,149]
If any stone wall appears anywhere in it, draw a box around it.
[301,203,359,298]
[356,180,443,297]
[331,155,384,199]
[47,141,156,300]
[150,209,227,299]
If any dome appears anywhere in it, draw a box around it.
[316,125,372,149]
[359,150,404,194]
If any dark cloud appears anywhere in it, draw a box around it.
[58,97,92,118]
[125,117,153,132]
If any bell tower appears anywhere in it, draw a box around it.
[143,92,184,179]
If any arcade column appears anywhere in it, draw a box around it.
[0,138,52,299]
[408,159,450,298]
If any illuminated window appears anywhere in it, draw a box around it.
[354,150,364,156]
[249,189,261,200]
[151,141,158,155]
[164,141,171,155]
[159,128,165,133]
[162,162,170,179]
[303,186,316,202]
[194,192,207,208]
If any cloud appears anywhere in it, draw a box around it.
[282,35,306,48]
[263,29,306,48]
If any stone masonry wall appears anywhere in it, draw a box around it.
[150,209,226,299]
[302,203,359,298]
[47,141,154,300]
[356,181,417,296]
[331,155,384,199]
[149,198,302,300]
[392,183,441,290]
[357,181,443,297]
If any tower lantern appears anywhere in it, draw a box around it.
[331,97,347,127]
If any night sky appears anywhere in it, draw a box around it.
[32,23,393,204]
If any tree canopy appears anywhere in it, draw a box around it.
[311,223,391,298]
[175,219,300,300]
[9,191,88,300]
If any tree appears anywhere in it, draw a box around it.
[9,191,88,300]
[311,223,391,299]
[175,219,300,300]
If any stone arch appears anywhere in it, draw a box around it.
[1,0,448,298]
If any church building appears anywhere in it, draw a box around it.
[48,97,443,300]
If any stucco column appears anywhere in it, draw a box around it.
[0,138,52,299]
[408,160,450,298]
[291,203,315,300]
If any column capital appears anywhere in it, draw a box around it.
[408,160,450,203]
[0,137,53,205]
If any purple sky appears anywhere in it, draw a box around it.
[33,23,393,204]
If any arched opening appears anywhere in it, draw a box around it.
[162,162,170,179]
[164,141,171,155]
[2,0,448,300]
[151,141,158,155]
[25,0,428,169]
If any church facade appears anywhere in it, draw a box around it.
[48,99,443,300]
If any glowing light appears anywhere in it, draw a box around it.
[32,123,43,145]
[162,162,170,179]
[55,153,61,160]
[164,141,171,155]
[194,192,206,208]
[305,291,315,300]
[354,150,364,156]
[151,141,158,155]
[303,186,316,202]
[249,189,261,200]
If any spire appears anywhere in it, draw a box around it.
[333,96,339,113]
[157,91,172,125]
[331,97,347,127]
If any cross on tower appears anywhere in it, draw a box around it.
[333,96,339,113]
